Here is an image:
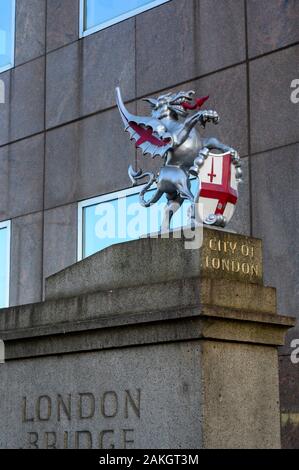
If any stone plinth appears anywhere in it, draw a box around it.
[0,228,295,449]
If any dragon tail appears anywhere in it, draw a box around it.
[128,165,163,208]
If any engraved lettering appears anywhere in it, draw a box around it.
[79,393,95,419]
[209,238,217,251]
[101,391,118,418]
[251,264,259,277]
[125,389,141,419]
[229,242,237,254]
[57,394,71,421]
[99,430,115,449]
[36,395,51,422]
[241,244,249,256]
[22,397,34,423]
[63,431,69,449]
[231,260,240,273]
[221,258,230,272]
[241,263,250,274]
[211,258,220,270]
[75,431,92,449]
[27,432,39,449]
[123,429,135,449]
[44,432,56,449]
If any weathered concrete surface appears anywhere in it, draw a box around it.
[0,232,296,449]
[0,342,203,449]
[45,227,263,301]
[202,341,281,449]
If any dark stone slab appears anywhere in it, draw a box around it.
[15,0,46,66]
[43,204,77,284]
[46,42,80,127]
[250,45,299,153]
[194,0,246,76]
[9,211,43,307]
[10,57,45,141]
[81,19,135,116]
[45,108,132,208]
[279,354,299,449]
[247,0,299,58]
[0,135,44,220]
[136,0,246,96]
[46,0,79,52]
[251,143,299,317]
[0,70,11,146]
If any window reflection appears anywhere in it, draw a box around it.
[82,0,169,33]
[81,180,198,259]
[0,0,15,72]
[0,223,10,309]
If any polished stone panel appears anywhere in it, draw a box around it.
[46,42,80,127]
[45,108,132,209]
[10,57,45,141]
[46,0,79,52]
[0,70,11,146]
[15,0,46,65]
[10,211,43,307]
[0,135,44,220]
[251,143,299,317]
[136,0,246,96]
[250,46,299,153]
[43,204,77,283]
[247,0,299,57]
[81,19,135,116]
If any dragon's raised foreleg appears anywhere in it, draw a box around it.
[175,110,219,147]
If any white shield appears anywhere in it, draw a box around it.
[198,152,239,226]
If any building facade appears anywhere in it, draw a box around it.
[0,0,298,448]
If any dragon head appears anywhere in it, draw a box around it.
[143,90,209,120]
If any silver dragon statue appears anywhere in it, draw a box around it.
[116,87,242,231]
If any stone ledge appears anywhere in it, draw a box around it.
[0,277,277,336]
[1,305,295,360]
[45,228,264,301]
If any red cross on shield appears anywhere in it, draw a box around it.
[198,152,239,225]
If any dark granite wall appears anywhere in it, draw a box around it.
[0,0,298,447]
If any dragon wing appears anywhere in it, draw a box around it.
[116,87,173,159]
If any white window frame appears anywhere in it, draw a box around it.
[77,184,149,261]
[79,0,170,38]
[0,220,11,308]
[0,0,16,74]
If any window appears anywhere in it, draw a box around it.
[78,181,198,260]
[80,0,170,37]
[0,220,11,309]
[0,0,15,73]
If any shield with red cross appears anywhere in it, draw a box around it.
[198,152,239,226]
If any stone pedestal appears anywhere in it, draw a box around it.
[0,228,295,449]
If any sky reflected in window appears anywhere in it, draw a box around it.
[82,180,198,258]
[0,226,9,308]
[0,0,15,71]
[84,0,164,30]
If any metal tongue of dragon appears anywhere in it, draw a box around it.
[116,87,243,231]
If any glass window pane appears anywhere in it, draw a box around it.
[82,181,198,258]
[0,0,15,71]
[0,225,10,308]
[84,0,164,31]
